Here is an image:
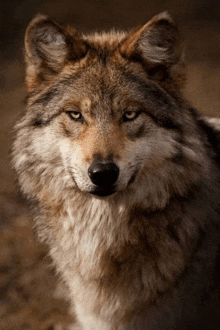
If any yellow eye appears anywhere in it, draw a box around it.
[67,111,84,122]
[123,111,140,122]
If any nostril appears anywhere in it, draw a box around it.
[88,163,119,187]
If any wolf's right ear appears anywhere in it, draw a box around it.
[25,15,87,91]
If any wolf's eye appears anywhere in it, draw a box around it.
[122,111,140,122]
[67,111,84,122]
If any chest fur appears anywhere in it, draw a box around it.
[44,194,210,302]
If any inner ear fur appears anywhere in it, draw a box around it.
[120,12,185,87]
[25,14,87,91]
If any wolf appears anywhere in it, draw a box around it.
[12,12,220,330]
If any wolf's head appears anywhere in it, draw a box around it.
[13,13,210,209]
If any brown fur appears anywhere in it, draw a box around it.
[12,12,220,329]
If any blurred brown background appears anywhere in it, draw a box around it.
[0,1,220,329]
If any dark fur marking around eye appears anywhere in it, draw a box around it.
[128,124,146,140]
[120,70,182,132]
[146,112,181,131]
[134,124,146,138]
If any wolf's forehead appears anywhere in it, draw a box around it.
[61,67,143,113]
[61,62,142,99]
[59,66,121,103]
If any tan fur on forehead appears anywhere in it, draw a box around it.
[80,97,92,112]
[65,98,92,112]
[83,30,127,45]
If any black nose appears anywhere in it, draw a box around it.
[88,162,119,187]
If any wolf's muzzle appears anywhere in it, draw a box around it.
[88,162,119,196]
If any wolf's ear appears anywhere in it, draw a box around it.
[120,12,185,86]
[25,15,87,91]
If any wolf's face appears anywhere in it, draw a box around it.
[50,64,185,198]
[13,13,209,206]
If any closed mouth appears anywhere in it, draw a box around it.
[89,188,116,197]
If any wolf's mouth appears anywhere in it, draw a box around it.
[89,188,116,197]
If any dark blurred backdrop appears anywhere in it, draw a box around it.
[0,1,220,329]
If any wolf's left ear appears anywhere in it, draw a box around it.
[25,15,87,91]
[120,12,185,86]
